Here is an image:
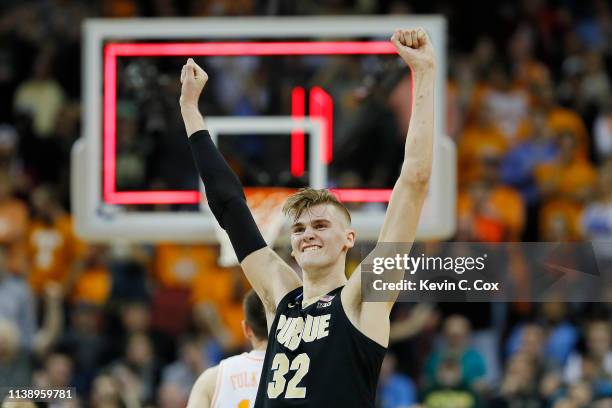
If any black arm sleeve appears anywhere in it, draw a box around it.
[188,130,266,262]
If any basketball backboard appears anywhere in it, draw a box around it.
[72,16,455,243]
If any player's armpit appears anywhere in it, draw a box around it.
[342,256,394,348]
[240,246,302,315]
[187,365,218,408]
[343,192,429,344]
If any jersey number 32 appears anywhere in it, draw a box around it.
[267,353,310,399]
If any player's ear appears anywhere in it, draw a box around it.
[241,320,250,339]
[344,229,356,250]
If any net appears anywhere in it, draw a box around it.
[213,188,295,267]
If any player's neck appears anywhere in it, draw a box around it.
[250,338,267,351]
[301,260,347,301]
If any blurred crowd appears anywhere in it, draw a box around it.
[0,0,611,407]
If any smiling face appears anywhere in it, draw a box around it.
[289,203,355,272]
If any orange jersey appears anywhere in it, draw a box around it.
[71,265,111,305]
[156,243,250,347]
[547,107,589,157]
[458,185,525,240]
[0,198,29,275]
[192,269,251,347]
[154,243,218,288]
[539,199,584,241]
[535,159,597,199]
[516,107,590,158]
[458,125,508,185]
[28,215,81,294]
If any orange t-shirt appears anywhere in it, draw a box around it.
[192,269,251,347]
[534,159,596,199]
[221,301,247,348]
[548,107,589,157]
[514,107,589,158]
[28,215,81,294]
[539,199,583,241]
[155,243,251,347]
[458,185,525,241]
[71,265,111,305]
[458,125,508,185]
[467,82,491,122]
[0,198,29,274]
[154,243,219,288]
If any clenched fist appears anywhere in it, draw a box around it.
[391,28,436,73]
[179,58,208,108]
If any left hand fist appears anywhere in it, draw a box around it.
[179,58,208,108]
[391,28,436,73]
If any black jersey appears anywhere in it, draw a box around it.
[254,286,386,407]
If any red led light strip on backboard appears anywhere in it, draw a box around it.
[104,41,397,204]
[290,87,306,177]
[310,87,334,164]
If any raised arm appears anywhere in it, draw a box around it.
[180,59,301,318]
[342,29,436,346]
[378,28,435,243]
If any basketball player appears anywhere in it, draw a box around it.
[180,28,435,406]
[187,290,268,408]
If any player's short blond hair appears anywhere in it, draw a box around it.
[282,188,351,225]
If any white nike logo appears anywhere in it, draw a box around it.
[287,302,296,308]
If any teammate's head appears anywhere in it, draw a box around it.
[242,290,267,347]
[283,188,355,271]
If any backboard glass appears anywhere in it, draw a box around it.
[72,16,455,243]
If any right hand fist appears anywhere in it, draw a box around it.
[391,28,436,73]
[180,58,208,108]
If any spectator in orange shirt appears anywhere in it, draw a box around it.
[540,200,584,241]
[458,103,509,186]
[535,131,597,241]
[154,242,249,348]
[154,243,218,289]
[0,171,29,274]
[69,245,112,306]
[27,185,82,295]
[192,265,251,351]
[535,131,597,202]
[458,152,525,242]
[531,81,590,158]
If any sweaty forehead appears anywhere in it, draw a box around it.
[292,203,347,226]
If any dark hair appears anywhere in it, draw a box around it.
[243,290,267,341]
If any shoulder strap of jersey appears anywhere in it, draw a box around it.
[276,286,303,312]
